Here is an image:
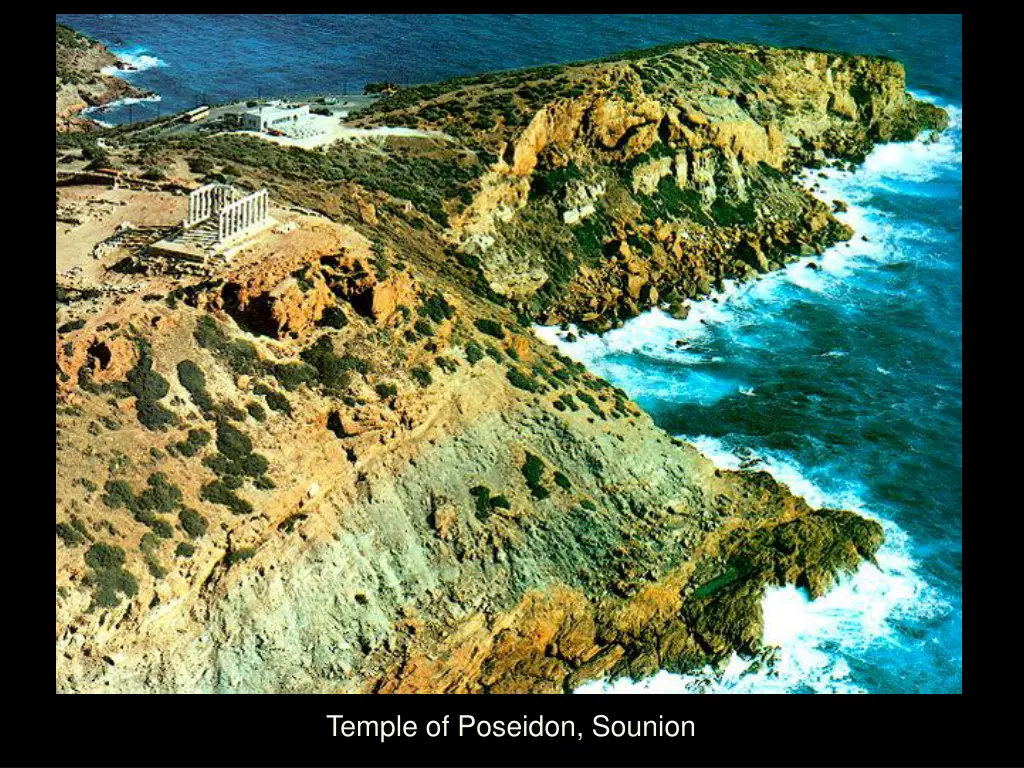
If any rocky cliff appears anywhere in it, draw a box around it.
[355,41,947,329]
[56,23,146,132]
[56,39,942,693]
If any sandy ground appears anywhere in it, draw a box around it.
[56,186,188,281]
[55,181,338,289]
[224,114,450,150]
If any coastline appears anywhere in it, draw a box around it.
[542,102,961,692]
[56,26,959,693]
[56,28,156,131]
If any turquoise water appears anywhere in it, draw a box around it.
[57,14,962,694]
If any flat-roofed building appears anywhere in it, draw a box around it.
[240,104,310,133]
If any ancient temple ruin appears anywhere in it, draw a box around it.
[150,183,274,261]
[185,183,270,245]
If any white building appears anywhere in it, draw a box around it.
[240,104,310,133]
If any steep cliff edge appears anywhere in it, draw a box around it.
[354,40,947,329]
[56,39,941,693]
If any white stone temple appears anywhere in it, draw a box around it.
[149,183,275,262]
[184,183,270,246]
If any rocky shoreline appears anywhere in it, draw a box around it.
[56,23,149,132]
[56,35,943,693]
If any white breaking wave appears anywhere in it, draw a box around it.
[576,437,947,695]
[556,100,961,694]
[81,93,163,127]
[102,47,168,75]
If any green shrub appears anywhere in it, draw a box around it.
[554,471,571,490]
[711,197,757,227]
[188,156,213,175]
[474,318,505,339]
[83,543,137,608]
[258,387,292,416]
[559,393,580,412]
[410,366,433,387]
[200,480,253,516]
[175,541,196,558]
[136,473,182,515]
[210,421,269,479]
[465,341,484,365]
[174,428,210,457]
[436,357,458,374]
[228,547,256,565]
[375,382,398,399]
[58,319,86,334]
[507,368,539,393]
[102,479,136,511]
[469,485,491,520]
[246,401,266,422]
[215,421,253,462]
[420,292,455,324]
[127,349,175,430]
[300,337,355,394]
[576,390,604,418]
[179,507,208,538]
[272,362,317,391]
[56,521,85,547]
[522,453,550,500]
[320,305,349,329]
[194,315,262,376]
[177,359,214,412]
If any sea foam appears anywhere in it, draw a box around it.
[576,438,946,695]
[102,46,168,75]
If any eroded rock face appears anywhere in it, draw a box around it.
[441,42,946,324]
[56,340,882,693]
[202,221,418,338]
[56,327,140,398]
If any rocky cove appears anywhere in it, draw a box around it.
[55,32,947,693]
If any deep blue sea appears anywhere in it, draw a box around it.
[57,14,962,694]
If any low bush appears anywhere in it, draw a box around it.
[507,368,540,393]
[179,507,208,538]
[127,348,175,430]
[175,541,196,558]
[83,543,138,608]
[410,366,433,387]
[320,305,349,329]
[200,480,253,516]
[465,341,484,365]
[522,453,550,500]
[246,401,267,422]
[56,521,85,547]
[474,318,505,339]
[174,428,210,457]
[177,359,215,412]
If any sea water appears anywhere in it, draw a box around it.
[56,14,961,693]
